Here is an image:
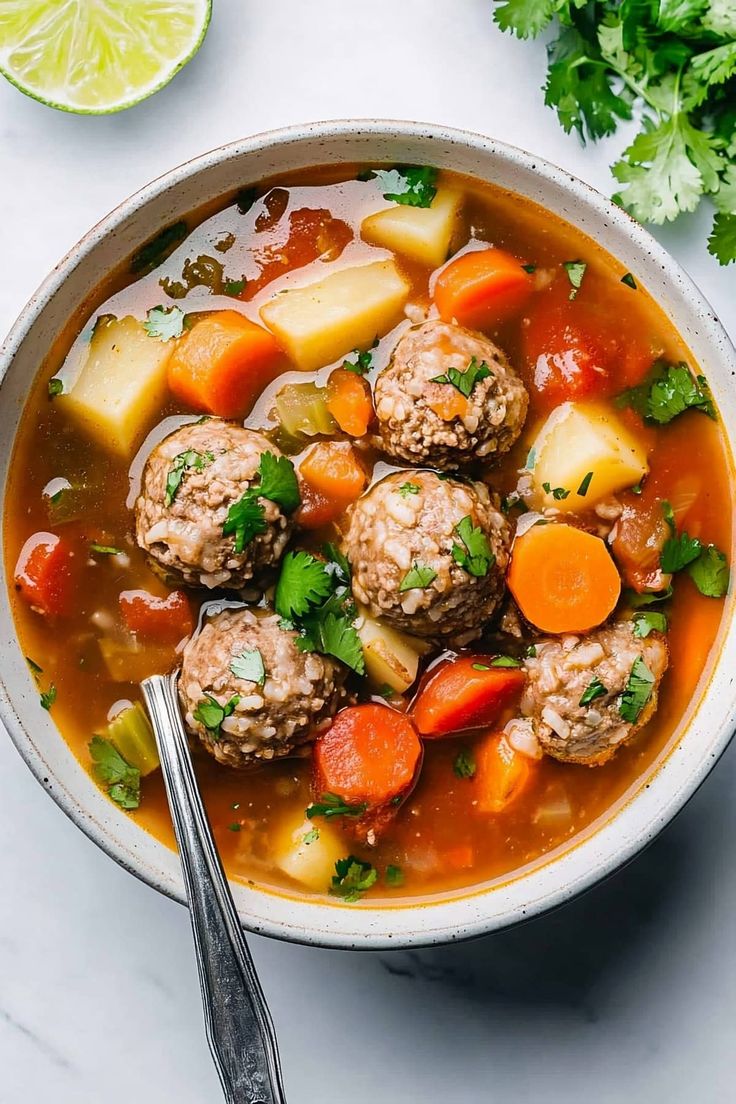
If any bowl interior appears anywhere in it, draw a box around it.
[1,120,735,949]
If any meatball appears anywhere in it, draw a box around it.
[179,607,349,768]
[519,622,669,766]
[343,470,511,641]
[374,319,528,470]
[135,420,293,589]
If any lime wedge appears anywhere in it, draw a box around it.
[0,0,212,114]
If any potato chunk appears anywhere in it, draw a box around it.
[532,402,648,511]
[356,608,430,694]
[361,188,463,268]
[272,813,345,892]
[259,260,409,371]
[58,316,174,455]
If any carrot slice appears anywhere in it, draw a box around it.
[167,310,284,418]
[473,732,532,814]
[434,248,534,330]
[119,589,194,644]
[14,532,75,617]
[326,368,374,437]
[312,703,422,842]
[298,441,367,505]
[508,523,621,634]
[411,656,525,737]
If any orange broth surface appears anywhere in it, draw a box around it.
[3,165,732,902]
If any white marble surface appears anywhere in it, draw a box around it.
[1,2,735,1101]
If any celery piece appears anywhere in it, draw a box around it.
[107,702,159,776]
[275,382,336,438]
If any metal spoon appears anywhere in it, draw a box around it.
[142,671,287,1104]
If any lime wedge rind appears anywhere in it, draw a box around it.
[0,0,212,115]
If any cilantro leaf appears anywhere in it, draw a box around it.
[222,495,267,553]
[165,449,214,506]
[303,828,320,845]
[256,452,301,513]
[193,694,240,738]
[40,684,57,711]
[302,609,365,674]
[494,0,556,39]
[275,551,334,620]
[708,212,736,265]
[385,864,405,887]
[563,260,587,300]
[633,611,668,638]
[306,792,368,820]
[619,657,655,724]
[453,748,476,779]
[625,585,674,609]
[224,277,247,296]
[647,364,715,423]
[89,543,123,556]
[343,340,378,374]
[229,648,266,686]
[579,678,607,707]
[430,357,492,398]
[688,544,730,597]
[661,531,702,573]
[331,855,378,902]
[542,481,571,500]
[489,655,522,668]
[143,305,187,341]
[621,272,638,289]
[398,481,420,498]
[452,516,494,578]
[48,377,64,397]
[89,736,141,810]
[371,165,438,208]
[399,562,438,592]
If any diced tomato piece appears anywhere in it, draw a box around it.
[243,207,353,299]
[296,442,368,530]
[119,589,195,644]
[14,532,75,617]
[411,656,525,737]
[294,483,343,530]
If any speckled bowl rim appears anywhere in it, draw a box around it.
[1,119,735,950]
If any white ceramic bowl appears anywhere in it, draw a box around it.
[1,120,735,950]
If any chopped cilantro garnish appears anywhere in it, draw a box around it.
[307,792,368,820]
[661,500,676,535]
[343,339,378,375]
[521,263,537,273]
[368,165,438,208]
[398,482,420,498]
[223,452,300,553]
[331,855,377,902]
[563,260,587,300]
[618,363,715,425]
[274,549,365,674]
[47,378,64,398]
[399,562,438,592]
[472,662,490,671]
[626,585,673,609]
[525,446,537,471]
[40,684,57,711]
[633,611,668,638]
[143,305,187,341]
[376,684,396,699]
[385,864,404,887]
[25,656,43,675]
[453,748,476,779]
[229,648,266,686]
[89,543,123,556]
[224,277,247,296]
[579,678,607,707]
[688,545,730,598]
[621,272,637,289]
[525,644,537,658]
[542,482,570,500]
[228,823,242,833]
[577,471,594,497]
[452,516,494,578]
[89,736,140,810]
[490,655,523,668]
[619,657,655,724]
[193,694,240,739]
[661,531,702,574]
[430,356,492,398]
[165,449,214,506]
[303,828,320,845]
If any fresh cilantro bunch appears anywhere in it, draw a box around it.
[493,0,736,263]
[275,546,366,674]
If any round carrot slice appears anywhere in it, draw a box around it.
[507,522,621,634]
[313,703,421,808]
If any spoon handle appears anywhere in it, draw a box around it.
[142,672,287,1104]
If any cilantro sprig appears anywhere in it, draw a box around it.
[430,357,492,398]
[331,855,378,902]
[362,165,438,208]
[619,657,655,724]
[306,792,368,820]
[143,305,187,341]
[618,362,715,425]
[193,694,240,739]
[492,1,736,265]
[452,516,495,578]
[223,452,301,554]
[165,449,214,506]
[89,736,141,810]
[275,548,365,674]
